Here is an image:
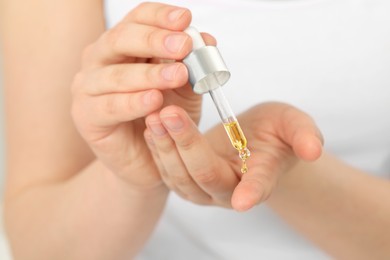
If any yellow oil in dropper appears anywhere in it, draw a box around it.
[223,121,251,173]
[209,86,250,174]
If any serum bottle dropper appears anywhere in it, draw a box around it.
[183,27,250,174]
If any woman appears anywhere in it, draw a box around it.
[1,1,390,259]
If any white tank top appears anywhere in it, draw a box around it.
[104,1,390,259]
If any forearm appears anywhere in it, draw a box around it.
[5,160,169,260]
[267,152,390,259]
[0,0,105,189]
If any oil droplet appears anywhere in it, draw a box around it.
[241,160,248,174]
[239,147,251,174]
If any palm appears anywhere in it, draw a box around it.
[205,103,322,210]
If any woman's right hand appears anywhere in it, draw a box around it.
[71,2,212,189]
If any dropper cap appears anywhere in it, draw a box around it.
[183,27,231,94]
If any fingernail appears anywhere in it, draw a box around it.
[162,114,184,131]
[165,34,188,53]
[168,8,186,22]
[161,63,180,81]
[148,121,167,136]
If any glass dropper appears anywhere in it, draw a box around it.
[183,27,250,173]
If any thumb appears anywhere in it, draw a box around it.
[277,104,324,161]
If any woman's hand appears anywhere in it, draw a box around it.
[144,102,323,210]
[71,2,214,189]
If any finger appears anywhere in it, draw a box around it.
[127,2,214,46]
[145,113,212,204]
[242,103,323,162]
[79,62,188,96]
[231,146,288,212]
[277,105,323,161]
[146,135,188,198]
[144,124,187,197]
[160,105,239,205]
[126,2,192,31]
[144,126,169,181]
[90,26,217,67]
[91,23,192,66]
[75,89,163,127]
[230,102,324,211]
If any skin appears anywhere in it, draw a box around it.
[1,2,206,259]
[145,103,323,210]
[146,103,390,260]
[1,1,389,259]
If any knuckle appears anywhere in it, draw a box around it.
[144,28,160,52]
[158,141,175,154]
[104,95,119,116]
[106,66,125,89]
[146,65,159,85]
[105,22,127,52]
[172,174,192,187]
[124,94,138,114]
[176,133,201,151]
[193,166,219,185]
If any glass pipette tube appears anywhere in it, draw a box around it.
[207,77,251,173]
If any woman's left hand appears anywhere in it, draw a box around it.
[144,102,323,211]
